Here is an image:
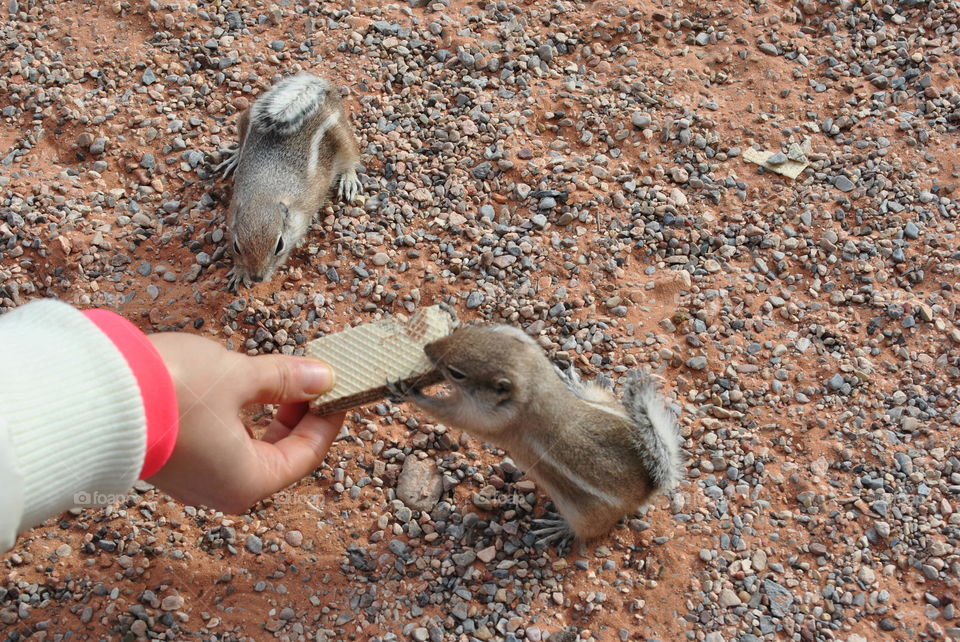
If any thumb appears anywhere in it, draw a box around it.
[243,354,336,404]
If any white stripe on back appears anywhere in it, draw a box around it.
[307,111,341,175]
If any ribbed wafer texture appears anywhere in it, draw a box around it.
[307,305,458,415]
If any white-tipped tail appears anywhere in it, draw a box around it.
[251,73,332,137]
[622,371,683,491]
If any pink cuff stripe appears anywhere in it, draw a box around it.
[82,309,179,479]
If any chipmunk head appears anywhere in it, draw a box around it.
[227,193,301,290]
[422,325,542,435]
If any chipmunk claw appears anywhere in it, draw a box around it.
[214,145,241,179]
[225,266,250,293]
[337,167,362,203]
[532,513,575,556]
[385,378,415,403]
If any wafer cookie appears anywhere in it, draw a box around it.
[306,305,458,415]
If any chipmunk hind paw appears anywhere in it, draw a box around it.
[531,513,576,556]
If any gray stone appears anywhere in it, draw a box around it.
[397,457,443,512]
[827,374,844,391]
[763,579,794,617]
[245,534,263,554]
[718,589,741,607]
[160,595,184,611]
[833,175,855,192]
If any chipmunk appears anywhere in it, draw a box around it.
[216,73,362,291]
[387,325,683,553]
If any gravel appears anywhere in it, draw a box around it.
[1,0,959,639]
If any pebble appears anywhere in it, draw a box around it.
[718,589,741,607]
[245,534,263,554]
[160,595,183,611]
[833,175,855,192]
[397,457,443,512]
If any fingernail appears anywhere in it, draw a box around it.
[301,360,335,394]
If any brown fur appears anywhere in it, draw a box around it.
[225,80,360,289]
[407,325,678,541]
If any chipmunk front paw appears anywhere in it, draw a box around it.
[385,378,418,403]
[337,167,362,203]
[214,145,241,179]
[225,266,251,293]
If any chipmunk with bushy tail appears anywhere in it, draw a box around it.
[388,324,684,553]
[216,73,362,290]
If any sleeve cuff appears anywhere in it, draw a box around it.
[83,310,179,479]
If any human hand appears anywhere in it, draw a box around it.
[146,333,344,514]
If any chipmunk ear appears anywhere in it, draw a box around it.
[494,377,513,400]
[278,202,289,219]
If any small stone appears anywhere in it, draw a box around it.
[904,221,920,239]
[758,42,779,55]
[763,579,794,617]
[718,588,741,607]
[472,162,492,179]
[284,530,303,547]
[833,175,855,192]
[686,356,708,370]
[827,374,844,391]
[224,10,242,29]
[245,534,263,554]
[477,546,497,563]
[141,68,157,85]
[371,252,390,266]
[397,458,443,512]
[160,595,184,611]
[631,113,651,128]
[411,628,429,641]
[766,152,787,165]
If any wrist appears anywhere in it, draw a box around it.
[83,310,179,479]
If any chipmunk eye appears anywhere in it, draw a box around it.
[275,236,285,255]
[446,366,466,381]
[233,239,241,255]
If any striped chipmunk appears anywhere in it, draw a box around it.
[388,324,684,553]
[216,73,362,291]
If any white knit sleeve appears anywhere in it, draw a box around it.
[0,299,146,552]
